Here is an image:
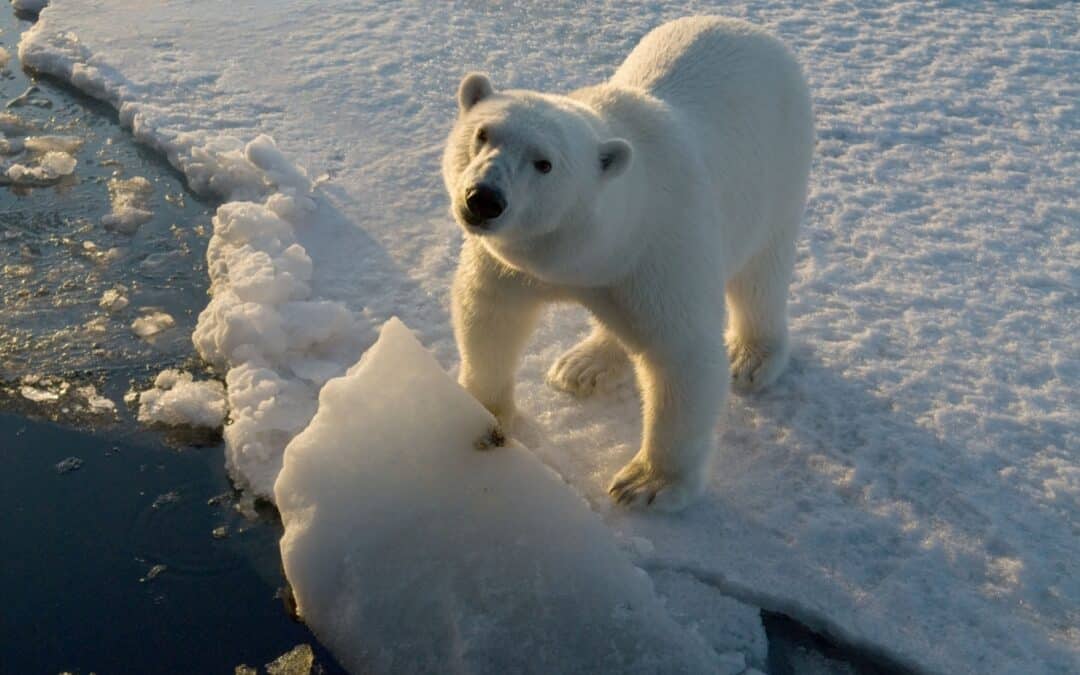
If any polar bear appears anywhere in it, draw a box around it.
[443,16,813,511]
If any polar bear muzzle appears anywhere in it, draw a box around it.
[463,184,506,226]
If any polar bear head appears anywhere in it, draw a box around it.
[443,73,632,279]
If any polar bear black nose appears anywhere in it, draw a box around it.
[465,184,506,222]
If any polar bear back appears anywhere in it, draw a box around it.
[613,16,807,121]
[611,16,814,257]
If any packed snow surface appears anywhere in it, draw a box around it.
[275,318,735,674]
[21,2,1078,674]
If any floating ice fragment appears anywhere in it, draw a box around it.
[55,457,83,474]
[102,176,153,232]
[138,369,227,428]
[83,315,108,333]
[76,384,116,414]
[151,491,181,509]
[131,310,175,338]
[4,263,32,277]
[99,286,129,312]
[212,525,228,539]
[24,135,84,154]
[140,564,167,582]
[4,151,77,185]
[265,644,316,675]
[21,385,58,402]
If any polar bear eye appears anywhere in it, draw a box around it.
[533,159,552,174]
[476,128,488,144]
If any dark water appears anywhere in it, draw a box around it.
[0,412,346,674]
[0,7,345,674]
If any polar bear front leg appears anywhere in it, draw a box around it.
[608,337,726,512]
[547,322,631,397]
[453,241,544,429]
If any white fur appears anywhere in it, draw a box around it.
[443,16,814,511]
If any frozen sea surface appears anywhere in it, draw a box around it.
[16,1,1080,674]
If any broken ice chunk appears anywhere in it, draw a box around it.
[275,318,720,673]
[55,457,83,474]
[265,644,316,675]
[99,286,129,312]
[131,310,175,338]
[21,385,59,402]
[138,369,227,428]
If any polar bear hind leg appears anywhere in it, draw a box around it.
[725,235,796,393]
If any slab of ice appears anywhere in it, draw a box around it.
[275,318,726,674]
[138,369,226,428]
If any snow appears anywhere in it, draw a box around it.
[20,1,1079,674]
[137,369,226,429]
[275,318,736,674]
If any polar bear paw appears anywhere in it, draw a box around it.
[608,457,700,512]
[728,336,789,393]
[547,337,630,397]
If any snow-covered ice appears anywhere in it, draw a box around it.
[20,1,1079,674]
[275,318,736,674]
[137,369,226,429]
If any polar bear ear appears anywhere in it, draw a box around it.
[458,73,494,113]
[599,138,632,178]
